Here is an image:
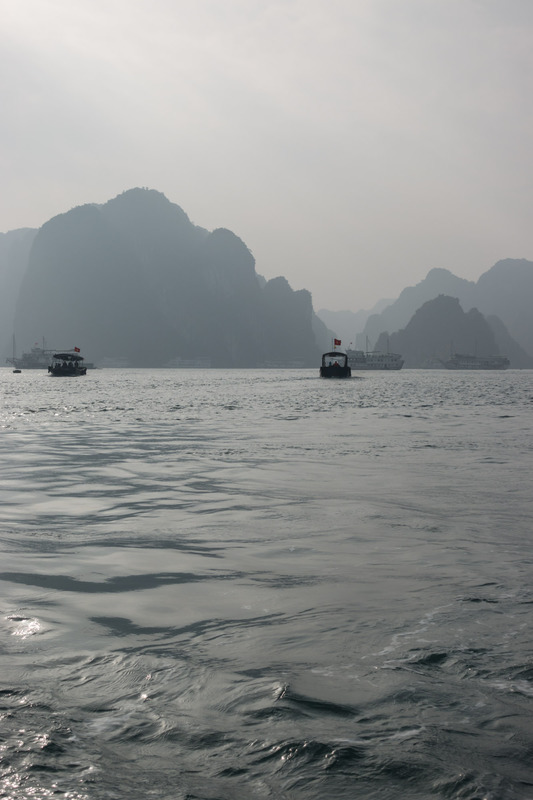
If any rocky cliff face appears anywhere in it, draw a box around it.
[360,269,476,349]
[12,189,323,367]
[374,295,533,368]
[474,259,533,358]
[359,260,533,363]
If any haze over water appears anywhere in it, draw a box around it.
[1,367,532,799]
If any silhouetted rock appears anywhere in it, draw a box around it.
[11,189,323,367]
[475,259,533,358]
[359,268,476,349]
[375,295,504,368]
[5,189,532,368]
[358,260,533,362]
[485,315,533,369]
[262,277,318,365]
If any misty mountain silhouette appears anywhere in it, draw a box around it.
[3,190,531,369]
[356,261,533,364]
[374,295,532,368]
[10,189,327,367]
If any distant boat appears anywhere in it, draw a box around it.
[8,335,23,372]
[346,349,404,370]
[320,351,351,379]
[442,353,510,370]
[6,341,55,370]
[48,351,87,376]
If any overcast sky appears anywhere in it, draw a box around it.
[2,0,532,310]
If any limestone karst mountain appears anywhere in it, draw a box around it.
[374,295,533,368]
[474,259,533,359]
[354,261,533,362]
[10,189,327,367]
[359,268,476,348]
[4,189,531,368]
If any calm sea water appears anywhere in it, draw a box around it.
[1,367,532,800]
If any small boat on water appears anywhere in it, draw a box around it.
[48,351,87,376]
[320,351,351,379]
[442,353,510,370]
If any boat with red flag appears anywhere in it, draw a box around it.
[320,338,351,378]
[48,348,87,376]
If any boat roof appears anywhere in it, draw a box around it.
[322,351,347,358]
[52,352,84,361]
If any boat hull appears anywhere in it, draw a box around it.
[48,366,87,376]
[320,350,351,378]
[320,365,351,378]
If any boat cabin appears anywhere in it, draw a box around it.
[320,351,351,379]
[48,352,87,376]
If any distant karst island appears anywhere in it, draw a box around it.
[318,262,533,369]
[1,188,330,368]
[1,187,532,368]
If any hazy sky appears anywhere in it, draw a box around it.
[2,0,532,310]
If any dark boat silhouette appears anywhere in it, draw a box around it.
[320,351,351,379]
[48,351,87,376]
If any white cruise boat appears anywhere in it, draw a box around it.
[442,353,510,370]
[346,349,404,370]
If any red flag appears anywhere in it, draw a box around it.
[334,338,341,346]
[74,347,80,352]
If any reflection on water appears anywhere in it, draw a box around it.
[1,368,532,799]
